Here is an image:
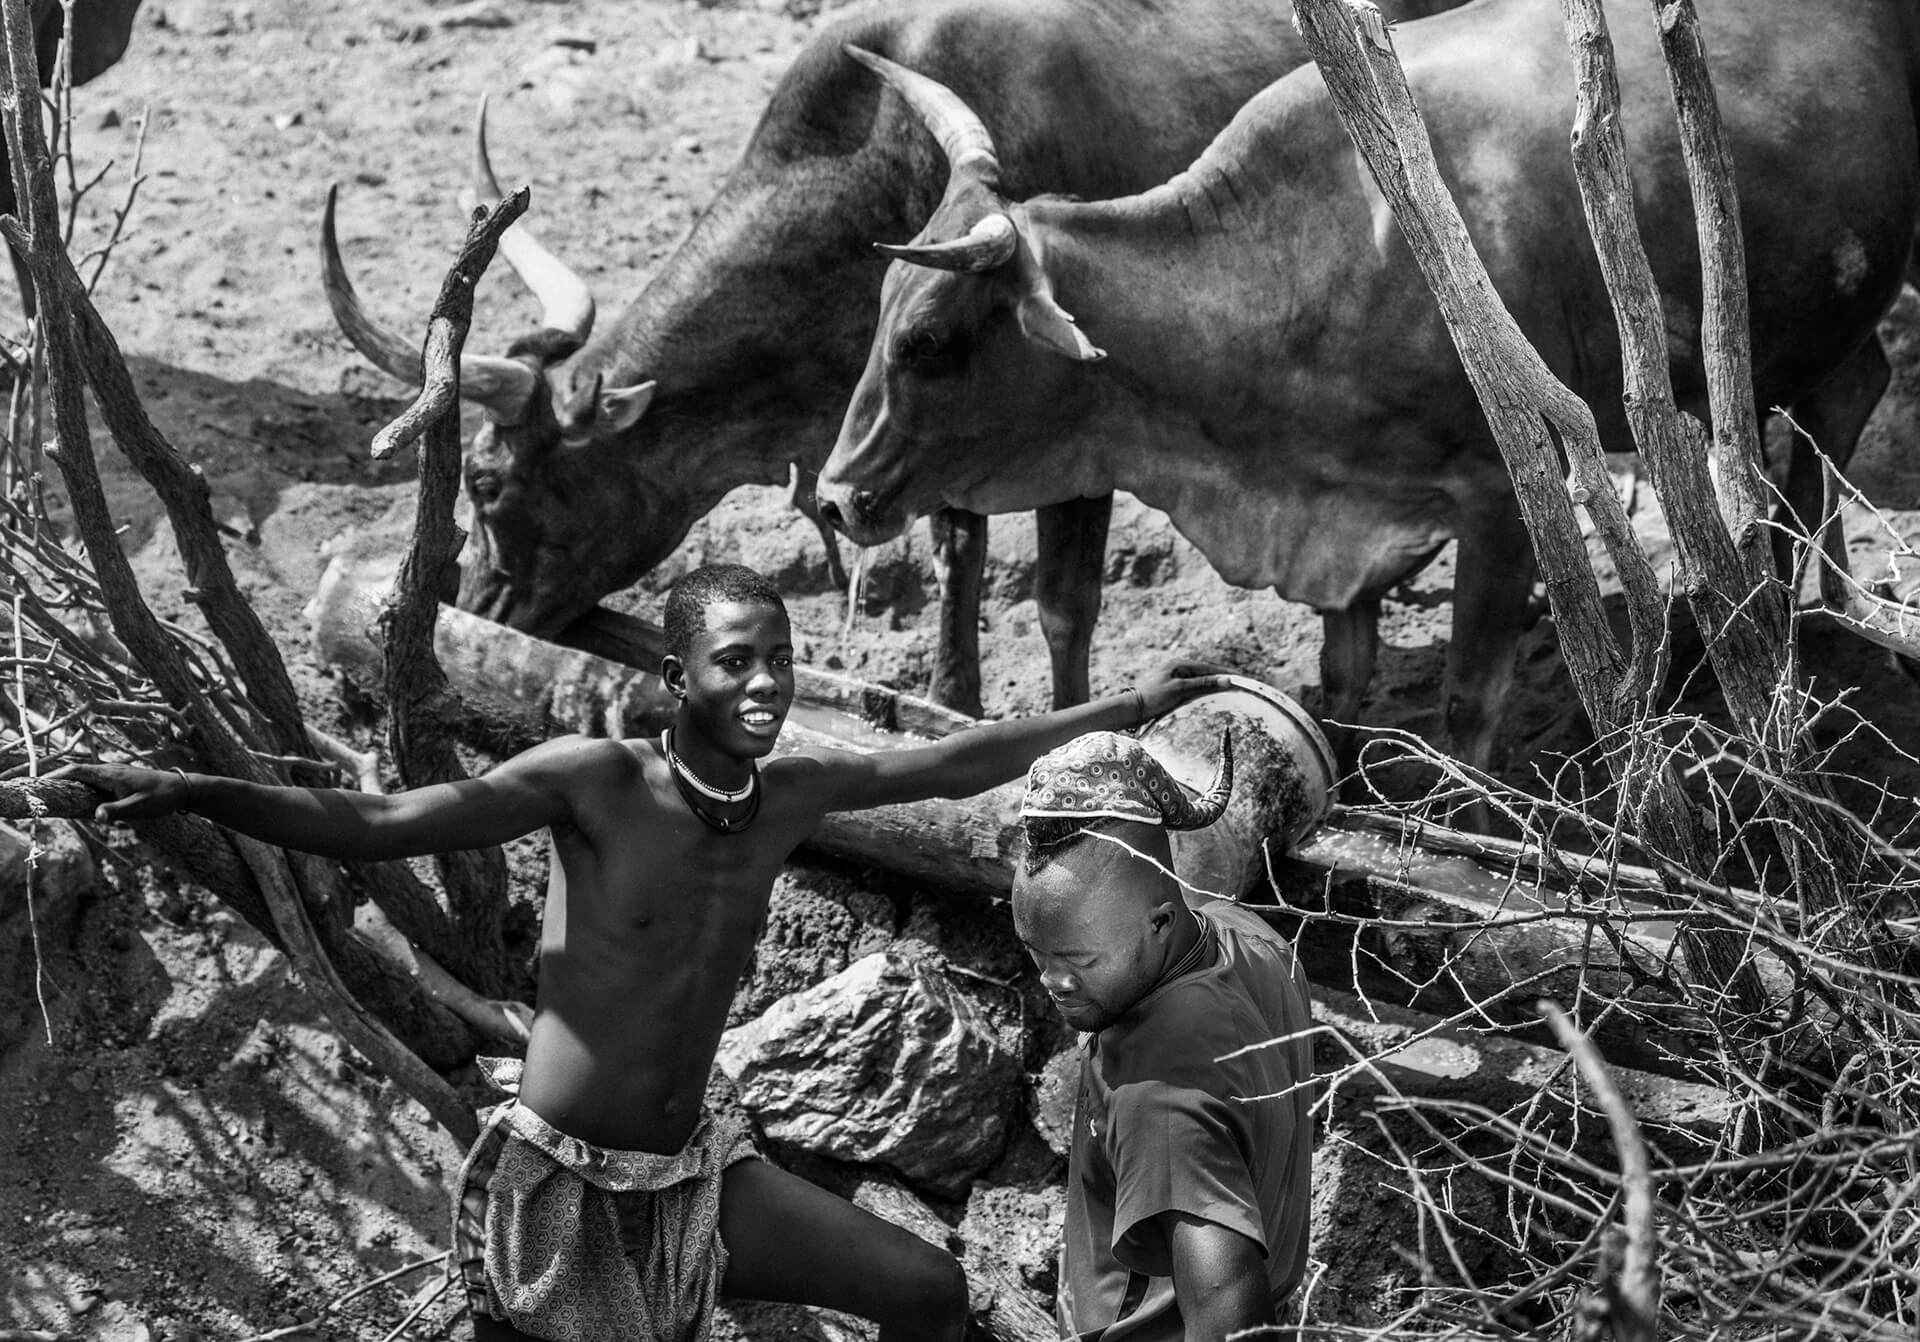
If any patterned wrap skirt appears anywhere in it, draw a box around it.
[453,1058,758,1342]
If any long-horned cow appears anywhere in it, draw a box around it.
[320,0,1465,715]
[816,0,1919,769]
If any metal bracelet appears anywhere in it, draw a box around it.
[1123,684,1147,729]
[171,766,193,809]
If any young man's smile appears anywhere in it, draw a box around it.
[738,702,784,735]
[662,597,799,774]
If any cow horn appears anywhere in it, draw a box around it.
[846,47,1002,181]
[321,183,541,422]
[466,94,597,345]
[878,212,1017,273]
[320,183,424,385]
[1164,730,1235,831]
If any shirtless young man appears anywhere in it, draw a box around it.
[62,563,1230,1342]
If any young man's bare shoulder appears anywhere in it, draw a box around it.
[768,744,860,770]
[765,745,874,784]
[509,734,652,788]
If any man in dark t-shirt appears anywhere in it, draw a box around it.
[1013,731,1315,1340]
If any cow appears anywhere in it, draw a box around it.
[319,0,1466,716]
[814,0,1919,772]
[2,0,145,315]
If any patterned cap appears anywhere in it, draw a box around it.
[1021,729,1234,830]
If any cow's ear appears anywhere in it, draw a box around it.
[599,380,656,433]
[1015,291,1105,362]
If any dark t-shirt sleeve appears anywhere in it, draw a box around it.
[1104,1077,1267,1278]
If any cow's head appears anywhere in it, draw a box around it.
[815,49,1107,547]
[320,106,661,637]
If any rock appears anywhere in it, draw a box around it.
[729,865,896,1025]
[436,1,513,29]
[152,2,255,36]
[68,1286,103,1315]
[1029,1044,1080,1160]
[718,951,1022,1196]
[961,1184,1065,1296]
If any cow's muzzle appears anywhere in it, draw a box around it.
[815,487,903,547]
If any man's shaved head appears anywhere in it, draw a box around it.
[1012,819,1189,1032]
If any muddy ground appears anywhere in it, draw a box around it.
[3,0,1920,1337]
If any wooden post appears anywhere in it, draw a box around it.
[374,190,532,997]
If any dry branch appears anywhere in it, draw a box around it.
[1283,8,1920,1333]
[376,190,531,996]
[0,0,477,1144]
[1288,0,1764,1016]
[1813,458,1920,664]
[1539,1000,1659,1342]
[1555,0,1889,951]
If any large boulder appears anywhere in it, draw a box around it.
[717,950,1022,1197]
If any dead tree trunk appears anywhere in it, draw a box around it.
[371,189,534,999]
[1558,0,1898,983]
[1288,0,1767,1024]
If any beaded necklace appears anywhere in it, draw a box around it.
[662,727,756,802]
[661,728,760,835]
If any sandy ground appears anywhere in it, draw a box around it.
[3,0,1920,1337]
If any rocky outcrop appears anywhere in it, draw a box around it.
[717,950,1023,1197]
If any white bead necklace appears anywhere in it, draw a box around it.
[661,728,757,804]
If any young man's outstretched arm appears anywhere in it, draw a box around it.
[796,661,1234,812]
[53,734,620,862]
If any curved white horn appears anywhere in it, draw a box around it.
[465,94,597,344]
[321,184,540,421]
[878,212,1017,273]
[846,47,1002,180]
[321,183,425,384]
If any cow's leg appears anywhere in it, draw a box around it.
[928,506,986,717]
[1443,510,1537,781]
[1034,493,1113,708]
[1776,336,1891,588]
[1317,596,1381,782]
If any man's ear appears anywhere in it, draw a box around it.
[661,653,688,700]
[1149,901,1179,936]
